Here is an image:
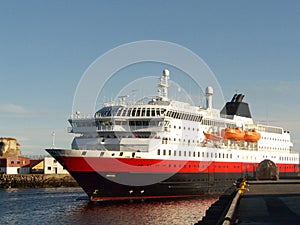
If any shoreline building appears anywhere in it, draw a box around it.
[43,156,69,174]
[0,156,30,174]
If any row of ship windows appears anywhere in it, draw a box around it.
[99,107,166,117]
[279,156,298,161]
[165,110,202,122]
[136,163,296,170]
[157,149,233,159]
[169,125,200,131]
[157,149,298,161]
[158,110,235,127]
[163,137,199,143]
[261,137,289,142]
[256,126,283,134]
[137,163,233,169]
[263,155,298,161]
[258,146,290,151]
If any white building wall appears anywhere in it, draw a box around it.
[6,167,19,174]
[3,167,30,174]
[44,156,69,174]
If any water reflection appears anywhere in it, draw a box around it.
[0,188,218,225]
[67,197,218,225]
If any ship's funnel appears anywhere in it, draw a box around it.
[205,86,213,109]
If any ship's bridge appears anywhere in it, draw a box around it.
[95,105,123,117]
[95,105,168,118]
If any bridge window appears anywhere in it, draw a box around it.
[141,108,146,116]
[132,108,136,116]
[136,108,141,116]
[156,109,160,116]
[151,109,155,116]
[121,109,127,116]
[126,108,132,116]
[116,109,122,116]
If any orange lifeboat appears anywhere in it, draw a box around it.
[223,127,245,140]
[244,130,261,142]
[203,131,222,141]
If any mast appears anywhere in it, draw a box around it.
[158,69,170,101]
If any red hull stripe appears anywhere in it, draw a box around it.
[58,157,299,174]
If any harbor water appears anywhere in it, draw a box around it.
[0,188,217,225]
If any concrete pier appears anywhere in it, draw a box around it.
[235,180,300,225]
[195,178,300,225]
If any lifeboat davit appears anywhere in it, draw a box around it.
[203,131,222,141]
[244,130,261,142]
[223,127,245,140]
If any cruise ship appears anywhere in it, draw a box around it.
[47,69,299,201]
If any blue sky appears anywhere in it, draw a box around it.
[0,1,299,155]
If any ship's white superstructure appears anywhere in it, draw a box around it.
[68,70,297,166]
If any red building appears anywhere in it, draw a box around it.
[0,156,30,174]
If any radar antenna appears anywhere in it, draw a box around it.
[118,95,129,105]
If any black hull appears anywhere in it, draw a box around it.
[70,171,243,201]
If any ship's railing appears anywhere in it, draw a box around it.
[254,124,283,134]
[69,114,94,119]
[129,125,162,132]
[68,126,97,133]
[97,125,114,131]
